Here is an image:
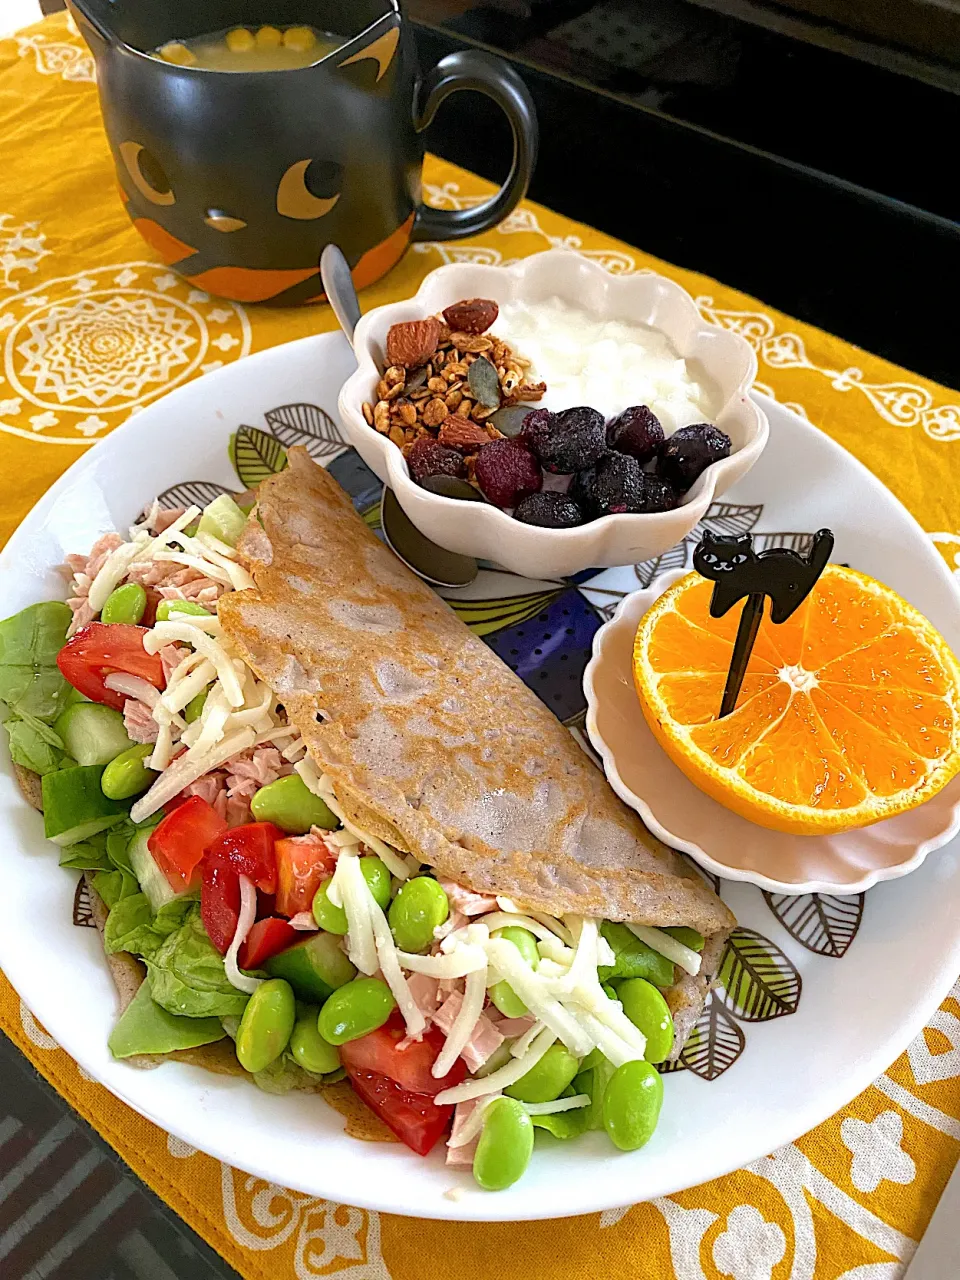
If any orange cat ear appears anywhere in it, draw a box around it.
[337,24,399,82]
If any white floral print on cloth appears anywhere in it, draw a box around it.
[0,261,251,444]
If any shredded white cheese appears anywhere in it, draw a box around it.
[522,1095,590,1115]
[447,1094,501,1148]
[394,945,488,979]
[367,888,425,1037]
[431,930,489,1078]
[434,1025,558,1106]
[145,622,246,708]
[333,852,378,976]
[626,923,702,976]
[224,875,264,995]
[130,725,256,822]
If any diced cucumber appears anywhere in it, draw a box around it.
[54,702,133,767]
[108,981,225,1058]
[264,932,356,1002]
[42,765,129,846]
[197,494,247,548]
[127,827,188,912]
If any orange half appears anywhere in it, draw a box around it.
[632,566,960,834]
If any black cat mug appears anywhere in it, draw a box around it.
[68,0,538,304]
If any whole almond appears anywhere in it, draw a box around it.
[386,317,441,369]
[438,416,493,452]
[442,298,499,335]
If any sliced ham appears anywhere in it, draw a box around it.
[433,991,504,1071]
[123,698,159,744]
[62,533,125,634]
[407,973,440,1024]
[446,1099,484,1167]
[159,643,191,684]
[440,880,497,917]
[151,506,186,533]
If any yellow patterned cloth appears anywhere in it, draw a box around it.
[2,12,960,1279]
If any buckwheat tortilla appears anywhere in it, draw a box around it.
[219,448,735,1050]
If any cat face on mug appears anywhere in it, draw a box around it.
[112,25,404,301]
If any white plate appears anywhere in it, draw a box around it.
[2,331,960,1222]
[584,574,960,895]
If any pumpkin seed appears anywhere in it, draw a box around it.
[490,405,532,438]
[467,356,501,409]
[420,475,487,501]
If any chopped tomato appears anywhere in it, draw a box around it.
[148,795,227,892]
[345,1068,454,1156]
[204,822,282,894]
[338,1012,467,1096]
[57,622,165,711]
[201,850,241,955]
[275,833,337,917]
[239,917,298,969]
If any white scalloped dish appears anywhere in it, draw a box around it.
[585,480,960,898]
[338,250,768,578]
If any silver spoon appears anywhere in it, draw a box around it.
[320,244,479,588]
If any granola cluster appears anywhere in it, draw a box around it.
[362,299,546,478]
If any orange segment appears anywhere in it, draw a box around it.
[632,566,960,834]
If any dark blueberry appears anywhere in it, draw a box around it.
[474,438,542,509]
[522,405,606,474]
[406,438,464,486]
[606,405,664,464]
[657,423,731,492]
[573,452,644,518]
[514,491,584,529]
[638,474,679,512]
[572,453,680,519]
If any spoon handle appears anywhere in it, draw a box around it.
[320,244,362,349]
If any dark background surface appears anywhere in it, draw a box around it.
[3,3,958,1278]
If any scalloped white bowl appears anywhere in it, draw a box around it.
[338,250,768,577]
[584,571,960,895]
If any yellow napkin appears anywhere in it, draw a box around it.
[2,13,960,1278]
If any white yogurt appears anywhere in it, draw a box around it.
[494,296,714,431]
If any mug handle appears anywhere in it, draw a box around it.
[412,50,538,243]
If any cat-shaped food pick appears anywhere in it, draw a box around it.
[692,528,835,717]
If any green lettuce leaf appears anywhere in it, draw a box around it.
[59,832,113,871]
[108,982,225,1058]
[92,867,139,909]
[529,1086,589,1140]
[146,907,250,1018]
[3,717,64,775]
[252,1050,326,1095]
[0,602,72,721]
[104,893,197,960]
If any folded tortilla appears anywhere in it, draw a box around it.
[219,448,735,1052]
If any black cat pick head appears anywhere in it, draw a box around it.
[692,528,835,718]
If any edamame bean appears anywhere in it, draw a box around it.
[312,877,348,934]
[290,1007,340,1075]
[236,978,296,1073]
[663,925,705,952]
[505,1043,579,1104]
[318,977,395,1045]
[489,926,538,1018]
[599,921,675,988]
[617,978,675,1064]
[101,582,146,626]
[388,877,449,953]
[184,689,208,723]
[602,1059,663,1151]
[250,773,337,834]
[312,858,392,934]
[155,599,211,622]
[101,743,157,800]
[473,1097,534,1191]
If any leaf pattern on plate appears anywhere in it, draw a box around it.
[633,500,765,587]
[137,481,238,525]
[230,426,288,489]
[716,927,802,1022]
[263,403,346,461]
[447,588,564,638]
[763,892,865,958]
[72,876,96,928]
[678,991,746,1080]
